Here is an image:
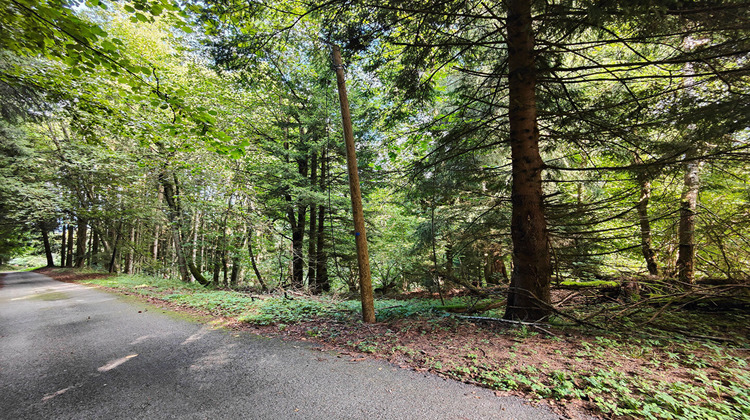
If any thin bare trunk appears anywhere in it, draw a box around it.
[192,211,199,264]
[431,204,445,304]
[124,225,135,274]
[677,157,702,284]
[153,188,162,261]
[636,171,659,276]
[308,151,319,293]
[247,228,267,291]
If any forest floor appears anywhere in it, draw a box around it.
[37,268,750,420]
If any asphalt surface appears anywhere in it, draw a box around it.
[0,271,563,419]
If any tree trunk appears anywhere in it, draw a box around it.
[503,0,552,321]
[108,225,120,274]
[91,230,99,267]
[153,188,162,261]
[222,251,229,287]
[212,243,221,285]
[168,217,190,281]
[86,229,93,267]
[74,218,88,268]
[199,217,205,273]
[497,251,509,282]
[307,151,319,293]
[247,227,267,291]
[192,211,199,265]
[676,156,702,284]
[159,171,209,285]
[230,240,240,287]
[60,224,67,267]
[290,208,306,289]
[444,242,453,274]
[289,155,308,290]
[40,224,54,267]
[65,224,74,267]
[315,205,329,293]
[636,170,659,276]
[230,232,244,287]
[160,173,196,284]
[315,150,329,293]
[124,224,135,274]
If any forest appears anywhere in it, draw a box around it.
[1,1,749,418]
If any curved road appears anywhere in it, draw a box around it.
[0,271,563,419]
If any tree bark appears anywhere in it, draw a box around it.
[108,224,120,273]
[153,187,163,261]
[212,241,221,285]
[315,150,330,292]
[333,45,375,323]
[289,155,308,290]
[216,196,232,287]
[636,170,659,276]
[159,171,209,285]
[65,224,74,267]
[74,218,88,268]
[40,224,54,267]
[91,229,99,267]
[60,224,67,267]
[445,243,454,279]
[247,227,267,291]
[307,151,319,293]
[124,224,135,274]
[676,156,702,284]
[230,250,240,287]
[503,0,552,321]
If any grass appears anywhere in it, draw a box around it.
[54,269,750,420]
[1,264,45,273]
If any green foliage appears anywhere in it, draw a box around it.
[238,298,347,325]
[558,280,619,288]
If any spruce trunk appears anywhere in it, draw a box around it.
[503,0,552,321]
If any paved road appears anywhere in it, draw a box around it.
[0,271,563,419]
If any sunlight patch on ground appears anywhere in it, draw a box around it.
[41,386,71,402]
[97,354,138,372]
[129,335,154,345]
[189,345,236,371]
[181,326,211,346]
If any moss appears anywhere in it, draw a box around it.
[558,280,619,289]
[31,291,69,301]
